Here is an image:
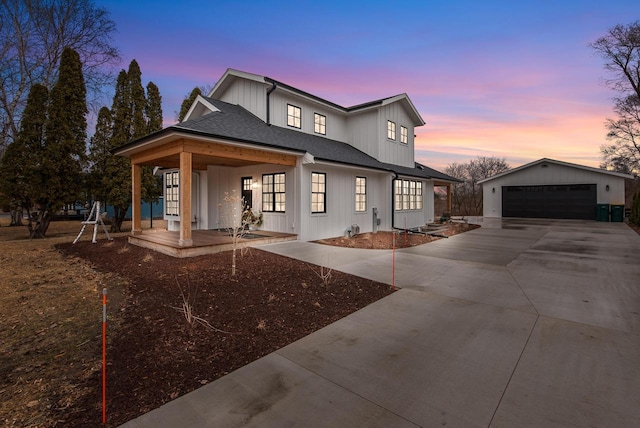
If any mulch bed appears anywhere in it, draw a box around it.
[314,223,480,249]
[55,239,393,426]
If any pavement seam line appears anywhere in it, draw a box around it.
[505,231,547,316]
[506,267,540,315]
[274,351,423,428]
[487,314,539,428]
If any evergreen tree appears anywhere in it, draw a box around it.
[87,106,113,202]
[146,82,163,134]
[30,48,87,238]
[141,81,163,207]
[106,69,135,232]
[0,84,48,226]
[177,87,202,122]
[128,60,147,140]
[90,60,164,232]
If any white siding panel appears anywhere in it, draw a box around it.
[378,103,414,168]
[269,91,348,141]
[206,164,298,233]
[347,110,379,159]
[300,164,392,241]
[393,180,434,229]
[217,79,267,122]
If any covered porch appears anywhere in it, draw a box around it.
[129,229,297,258]
[115,131,301,256]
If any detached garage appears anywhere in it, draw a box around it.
[480,158,633,220]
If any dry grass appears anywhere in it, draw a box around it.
[0,217,164,427]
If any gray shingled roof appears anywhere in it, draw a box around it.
[118,97,458,182]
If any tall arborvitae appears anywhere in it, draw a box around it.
[95,60,164,232]
[0,84,49,226]
[31,48,87,238]
[107,69,135,232]
[177,87,202,122]
[128,60,147,139]
[141,81,163,206]
[145,82,163,134]
[88,106,113,203]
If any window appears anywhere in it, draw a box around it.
[165,171,179,216]
[394,179,423,211]
[355,177,367,212]
[242,176,253,210]
[394,180,403,211]
[262,173,286,212]
[314,113,326,135]
[400,126,408,144]
[403,180,410,210]
[387,120,396,140]
[311,172,326,213]
[287,104,301,128]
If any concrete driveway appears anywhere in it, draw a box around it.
[121,219,640,428]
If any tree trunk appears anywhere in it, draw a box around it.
[111,207,127,233]
[9,208,23,226]
[27,209,52,238]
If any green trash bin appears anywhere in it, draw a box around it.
[611,205,624,222]
[596,203,610,222]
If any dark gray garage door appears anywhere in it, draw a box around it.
[502,184,597,220]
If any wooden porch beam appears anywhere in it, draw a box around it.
[131,164,142,235]
[129,140,185,165]
[183,140,297,166]
[179,151,193,247]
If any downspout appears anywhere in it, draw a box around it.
[266,81,277,126]
[391,172,398,230]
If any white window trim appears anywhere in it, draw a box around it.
[387,120,396,140]
[314,112,326,135]
[287,104,301,129]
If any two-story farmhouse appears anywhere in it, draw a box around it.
[114,69,457,255]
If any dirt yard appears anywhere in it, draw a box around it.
[1,220,394,427]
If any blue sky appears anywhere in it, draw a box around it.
[97,0,637,171]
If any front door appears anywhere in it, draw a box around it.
[242,177,253,209]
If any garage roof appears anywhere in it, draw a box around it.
[478,158,634,184]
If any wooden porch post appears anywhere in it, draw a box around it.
[447,183,452,214]
[131,163,142,235]
[179,151,193,247]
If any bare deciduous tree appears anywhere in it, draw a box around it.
[445,156,510,216]
[591,21,640,174]
[0,0,120,153]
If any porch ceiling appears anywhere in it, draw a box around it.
[129,137,299,169]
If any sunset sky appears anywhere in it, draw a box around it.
[97,0,636,172]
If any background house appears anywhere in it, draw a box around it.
[479,158,633,220]
[114,69,457,248]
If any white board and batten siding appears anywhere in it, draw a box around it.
[268,90,349,141]
[216,77,267,122]
[394,180,435,230]
[378,102,415,168]
[298,164,391,241]
[482,160,628,218]
[164,170,208,231]
[206,164,298,233]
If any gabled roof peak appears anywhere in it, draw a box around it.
[209,68,425,126]
[478,157,634,184]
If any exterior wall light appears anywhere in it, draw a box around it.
[492,187,496,193]
[606,184,610,191]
